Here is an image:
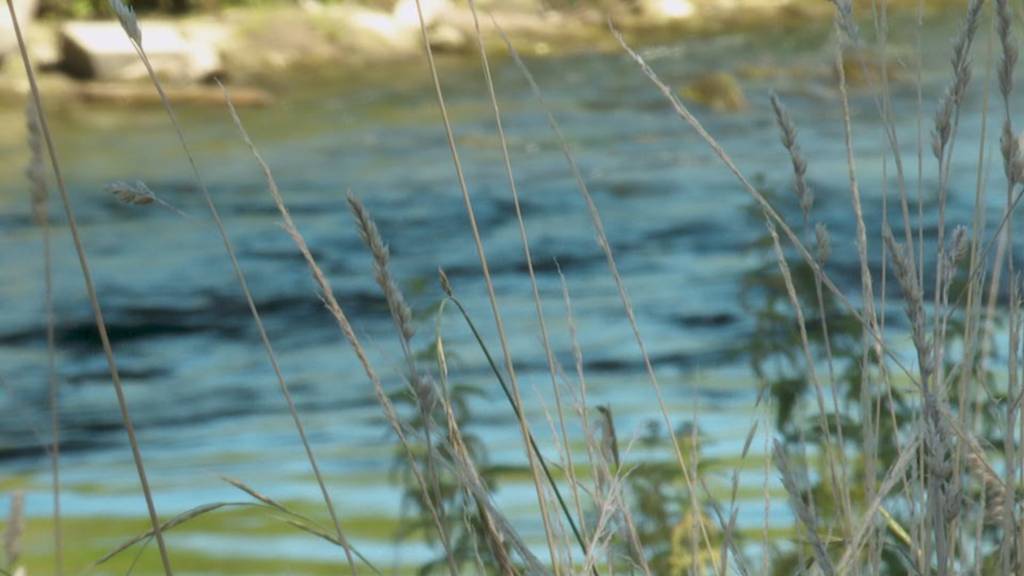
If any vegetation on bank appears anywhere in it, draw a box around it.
[6,0,1024,574]
[41,0,596,18]
[41,0,376,18]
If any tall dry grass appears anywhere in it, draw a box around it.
[4,1,171,572]
[8,0,1024,573]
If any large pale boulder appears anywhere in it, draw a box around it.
[634,0,696,19]
[59,21,222,82]
[392,0,453,29]
[0,0,39,61]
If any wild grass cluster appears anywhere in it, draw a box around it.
[5,0,1024,574]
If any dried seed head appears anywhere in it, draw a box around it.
[942,225,970,289]
[773,441,834,576]
[966,450,1007,523]
[933,0,984,160]
[107,180,156,206]
[438,267,453,297]
[1003,122,1023,183]
[1014,160,1024,185]
[347,193,415,341]
[997,0,1017,99]
[883,227,929,359]
[770,93,813,221]
[109,0,141,46]
[949,226,969,265]
[815,223,831,265]
[435,335,448,381]
[25,102,47,226]
[830,0,859,43]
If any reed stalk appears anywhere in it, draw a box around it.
[5,2,172,572]
[410,0,562,570]
[26,100,62,576]
[464,1,593,569]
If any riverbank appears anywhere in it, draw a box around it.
[0,0,967,107]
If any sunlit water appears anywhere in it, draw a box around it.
[0,10,1015,571]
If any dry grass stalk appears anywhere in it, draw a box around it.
[592,405,648,574]
[26,101,62,576]
[832,33,888,562]
[96,502,242,566]
[610,23,922,392]
[956,10,994,515]
[769,94,813,223]
[6,3,172,572]
[834,433,922,575]
[216,86,420,575]
[220,476,293,516]
[930,6,984,467]
[884,220,958,573]
[440,375,543,574]
[1002,278,1022,572]
[94,496,376,571]
[26,103,46,226]
[770,91,855,535]
[114,6,369,566]
[932,0,983,164]
[464,4,592,568]
[218,85,457,573]
[440,272,596,567]
[883,228,929,365]
[808,220,854,525]
[116,3,371,568]
[966,450,1007,523]
[346,195,414,343]
[109,0,140,44]
[500,19,722,569]
[773,442,833,576]
[556,265,600,499]
[106,180,188,217]
[984,1,1020,428]
[433,324,519,576]
[346,192,448,525]
[435,338,545,574]
[764,218,849,538]
[4,492,23,571]
[829,0,859,42]
[995,16,1019,557]
[554,266,649,572]
[220,476,379,571]
[411,0,562,570]
[108,180,156,205]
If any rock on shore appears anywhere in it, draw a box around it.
[59,21,222,81]
[0,0,975,105]
[0,0,38,60]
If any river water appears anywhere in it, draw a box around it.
[0,9,1014,572]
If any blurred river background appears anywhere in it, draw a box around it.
[0,6,1013,572]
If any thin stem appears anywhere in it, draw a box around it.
[4,2,172,573]
[464,1,595,569]
[501,21,724,568]
[209,81,364,575]
[411,0,562,571]
[443,289,595,565]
